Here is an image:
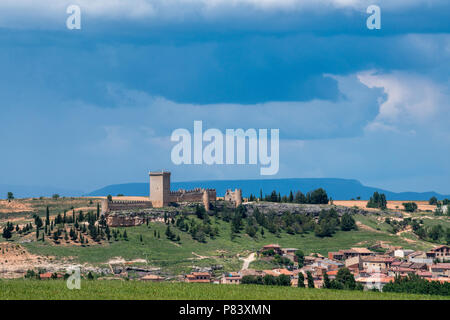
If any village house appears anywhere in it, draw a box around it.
[426,245,450,262]
[185,272,211,283]
[408,251,434,264]
[345,256,362,270]
[312,258,344,271]
[394,249,415,258]
[328,248,374,261]
[261,244,283,255]
[356,275,395,291]
[221,272,242,284]
[362,256,395,271]
[429,263,450,278]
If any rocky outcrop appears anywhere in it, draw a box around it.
[243,202,380,216]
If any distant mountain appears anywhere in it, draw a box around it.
[0,184,84,199]
[85,178,450,201]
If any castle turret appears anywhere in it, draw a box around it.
[202,189,210,211]
[101,198,109,215]
[235,188,242,207]
[149,171,171,207]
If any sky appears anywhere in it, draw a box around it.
[0,0,449,194]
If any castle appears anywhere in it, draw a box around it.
[102,171,242,214]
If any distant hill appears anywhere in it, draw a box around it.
[0,184,84,199]
[85,178,450,201]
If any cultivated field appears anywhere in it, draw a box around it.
[0,280,448,300]
[334,200,436,212]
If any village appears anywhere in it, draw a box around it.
[24,243,449,293]
[181,244,450,291]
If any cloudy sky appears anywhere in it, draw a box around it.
[0,0,449,193]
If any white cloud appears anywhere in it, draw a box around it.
[358,70,449,132]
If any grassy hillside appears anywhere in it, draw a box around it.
[0,197,444,275]
[1,280,448,300]
[23,218,432,274]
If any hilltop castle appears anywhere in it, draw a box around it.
[102,171,242,214]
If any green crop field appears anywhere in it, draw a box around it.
[0,280,448,300]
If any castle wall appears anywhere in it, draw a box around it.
[103,200,153,213]
[168,189,216,206]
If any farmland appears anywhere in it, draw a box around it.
[0,280,448,300]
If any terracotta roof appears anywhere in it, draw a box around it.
[326,270,338,276]
[350,248,373,254]
[39,272,53,279]
[191,272,211,276]
[416,271,432,277]
[262,270,280,277]
[263,244,281,248]
[426,277,450,283]
[429,245,449,252]
[275,268,293,276]
[356,276,394,284]
[430,263,450,270]
[390,267,415,273]
[362,256,395,263]
[141,274,164,281]
[186,279,211,283]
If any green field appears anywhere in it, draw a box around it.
[0,280,448,300]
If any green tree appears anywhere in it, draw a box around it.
[7,192,14,202]
[45,206,50,226]
[334,268,357,290]
[288,190,294,203]
[341,212,357,231]
[306,271,315,288]
[367,192,387,209]
[2,227,12,240]
[297,273,305,288]
[277,274,291,286]
[263,274,277,286]
[429,196,438,205]
[295,250,305,267]
[323,273,331,289]
[306,188,329,204]
[403,202,418,213]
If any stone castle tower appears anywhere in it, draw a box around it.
[149,171,171,207]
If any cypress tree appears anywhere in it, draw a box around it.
[45,206,50,226]
[306,271,315,288]
[298,273,305,288]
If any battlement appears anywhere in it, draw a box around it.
[101,199,153,214]
[170,188,216,195]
